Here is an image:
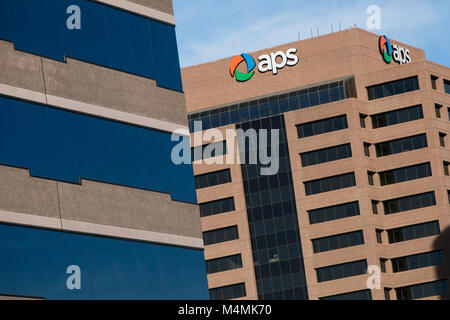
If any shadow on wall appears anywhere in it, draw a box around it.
[433,226,450,300]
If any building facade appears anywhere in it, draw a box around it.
[182,28,450,300]
[0,0,209,299]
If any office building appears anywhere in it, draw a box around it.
[182,28,450,300]
[0,0,208,299]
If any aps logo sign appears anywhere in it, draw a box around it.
[379,35,411,65]
[230,48,299,82]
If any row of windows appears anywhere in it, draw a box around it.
[367,76,419,100]
[379,162,432,186]
[259,287,308,300]
[383,191,436,215]
[304,172,356,196]
[301,144,352,167]
[445,80,450,94]
[392,250,445,273]
[247,201,297,224]
[387,221,440,244]
[199,197,235,217]
[316,259,367,283]
[256,272,307,297]
[250,215,298,238]
[254,258,304,280]
[297,115,348,139]
[320,289,372,300]
[209,283,246,300]
[308,201,360,225]
[251,229,301,251]
[192,141,227,161]
[375,134,428,157]
[371,105,424,129]
[252,244,303,268]
[0,0,183,92]
[203,226,239,246]
[396,279,448,300]
[205,254,243,274]
[0,224,208,299]
[188,79,355,132]
[195,169,232,189]
[244,172,292,194]
[312,230,364,253]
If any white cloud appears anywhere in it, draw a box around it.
[174,0,448,67]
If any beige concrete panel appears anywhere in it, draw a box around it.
[42,57,188,126]
[126,0,174,15]
[57,179,202,239]
[0,166,60,218]
[0,41,45,93]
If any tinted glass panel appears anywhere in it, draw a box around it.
[383,191,436,215]
[367,76,419,101]
[387,221,440,244]
[301,144,352,167]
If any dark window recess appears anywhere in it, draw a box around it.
[444,162,450,176]
[387,220,440,244]
[297,115,348,139]
[368,171,375,186]
[206,254,243,274]
[360,114,367,128]
[320,289,372,300]
[316,260,368,282]
[396,280,448,300]
[439,133,447,148]
[375,134,427,157]
[445,79,450,94]
[192,140,227,161]
[203,226,239,246]
[379,162,432,186]
[188,78,355,133]
[435,104,443,118]
[392,250,445,273]
[209,283,246,300]
[364,143,371,157]
[372,200,379,214]
[195,169,232,189]
[301,144,352,167]
[199,197,235,217]
[367,76,420,100]
[383,191,436,215]
[308,201,360,224]
[312,230,364,253]
[305,172,356,196]
[448,190,450,204]
[376,229,383,244]
[431,75,438,90]
[384,288,392,300]
[380,258,387,273]
[371,105,423,129]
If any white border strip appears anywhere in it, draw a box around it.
[0,83,190,136]
[95,0,175,25]
[0,209,204,249]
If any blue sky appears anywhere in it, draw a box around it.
[173,0,449,68]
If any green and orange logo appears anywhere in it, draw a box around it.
[229,53,255,82]
[379,35,393,64]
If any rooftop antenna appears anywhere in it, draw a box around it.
[298,32,300,41]
[339,22,341,32]
[310,28,313,38]
[317,26,319,36]
[331,24,334,33]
